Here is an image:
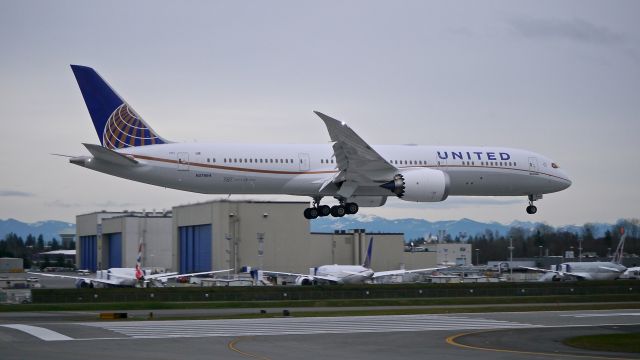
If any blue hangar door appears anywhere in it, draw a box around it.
[179,225,212,273]
[79,235,98,271]
[106,233,122,268]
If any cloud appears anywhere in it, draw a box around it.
[0,190,34,197]
[508,16,624,45]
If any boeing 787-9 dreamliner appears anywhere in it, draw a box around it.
[68,65,572,219]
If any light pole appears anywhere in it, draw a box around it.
[578,237,583,262]
[508,237,514,277]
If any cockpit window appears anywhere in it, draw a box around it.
[552,163,559,169]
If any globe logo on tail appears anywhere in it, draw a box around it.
[103,103,165,149]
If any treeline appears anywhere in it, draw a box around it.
[0,233,76,268]
[416,219,640,264]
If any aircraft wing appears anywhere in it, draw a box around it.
[28,272,90,281]
[315,111,396,195]
[261,270,304,277]
[372,266,447,278]
[519,266,547,272]
[599,266,624,272]
[154,269,233,280]
[27,272,126,286]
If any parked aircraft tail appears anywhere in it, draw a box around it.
[363,237,373,268]
[611,228,627,265]
[70,65,169,149]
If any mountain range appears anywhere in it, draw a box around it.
[0,218,76,242]
[0,216,614,243]
[310,214,612,241]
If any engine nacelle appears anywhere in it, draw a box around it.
[381,168,450,202]
[295,276,314,286]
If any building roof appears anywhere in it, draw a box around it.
[39,250,76,256]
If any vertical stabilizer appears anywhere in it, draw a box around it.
[611,228,626,264]
[363,237,373,268]
[70,65,168,149]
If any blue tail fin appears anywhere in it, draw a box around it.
[70,65,168,149]
[363,237,373,268]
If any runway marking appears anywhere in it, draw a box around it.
[446,331,637,360]
[561,313,640,318]
[81,314,540,339]
[228,337,272,360]
[0,324,73,341]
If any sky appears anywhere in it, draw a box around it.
[0,1,638,227]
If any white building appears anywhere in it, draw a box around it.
[75,201,438,274]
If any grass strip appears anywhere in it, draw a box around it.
[1,293,639,313]
[563,333,640,353]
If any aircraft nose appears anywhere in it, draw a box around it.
[556,171,572,190]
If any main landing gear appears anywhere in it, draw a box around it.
[526,194,542,214]
[303,197,359,219]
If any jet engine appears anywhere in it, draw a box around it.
[295,276,314,286]
[380,168,450,202]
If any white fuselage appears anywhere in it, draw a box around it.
[543,262,627,281]
[76,143,571,199]
[315,265,374,284]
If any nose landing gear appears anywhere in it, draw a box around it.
[526,194,542,214]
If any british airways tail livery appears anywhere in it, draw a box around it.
[69,65,572,219]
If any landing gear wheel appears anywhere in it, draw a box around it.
[526,194,541,215]
[344,202,359,215]
[318,205,331,217]
[330,205,346,217]
[304,207,319,219]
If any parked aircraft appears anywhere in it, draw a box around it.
[29,243,232,288]
[29,268,233,288]
[524,229,628,281]
[260,238,445,285]
[619,267,640,280]
[67,65,571,219]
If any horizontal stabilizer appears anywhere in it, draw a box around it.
[83,143,138,166]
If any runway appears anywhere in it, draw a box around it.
[1,309,639,359]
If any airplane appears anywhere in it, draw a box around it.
[68,65,572,219]
[28,267,234,288]
[258,237,446,285]
[28,243,232,288]
[523,229,628,281]
[619,267,640,280]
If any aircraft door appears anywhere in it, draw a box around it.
[177,152,190,171]
[298,153,310,171]
[528,157,538,174]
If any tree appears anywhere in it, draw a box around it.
[50,238,61,250]
[40,255,51,271]
[55,254,66,267]
[36,235,45,251]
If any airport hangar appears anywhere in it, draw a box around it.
[75,200,438,275]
